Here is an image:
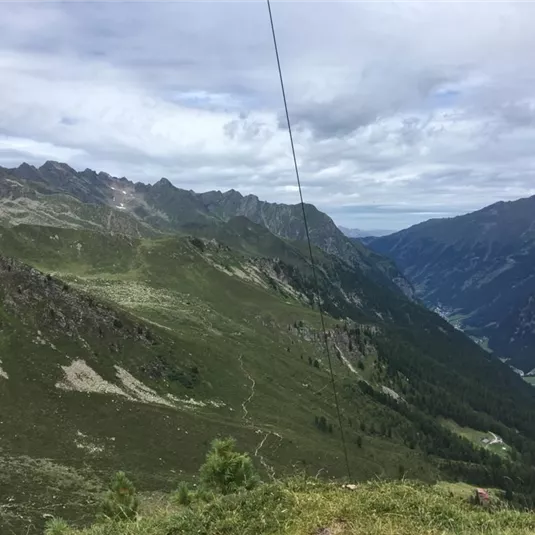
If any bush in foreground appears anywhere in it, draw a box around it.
[44,518,70,535]
[99,471,139,521]
[199,437,260,495]
[174,482,192,506]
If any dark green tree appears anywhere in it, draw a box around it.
[100,471,138,520]
[199,437,259,495]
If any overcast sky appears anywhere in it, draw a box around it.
[1,1,535,230]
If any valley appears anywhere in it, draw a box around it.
[368,196,535,371]
[2,164,535,533]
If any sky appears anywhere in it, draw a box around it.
[1,2,535,230]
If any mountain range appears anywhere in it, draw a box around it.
[369,196,535,371]
[0,161,412,299]
[2,161,535,532]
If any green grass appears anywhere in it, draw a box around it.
[440,420,512,458]
[1,222,535,533]
[0,226,438,533]
[57,478,535,535]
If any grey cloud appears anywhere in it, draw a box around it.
[2,2,535,229]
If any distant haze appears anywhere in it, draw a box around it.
[338,226,395,238]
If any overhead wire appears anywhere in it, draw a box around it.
[266,0,352,481]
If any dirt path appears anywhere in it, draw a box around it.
[238,354,256,422]
[237,354,280,479]
[489,431,503,445]
[254,432,274,478]
[106,210,113,231]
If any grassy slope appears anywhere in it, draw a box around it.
[0,225,432,533]
[63,479,535,535]
[441,419,512,458]
[0,192,157,237]
[4,221,535,533]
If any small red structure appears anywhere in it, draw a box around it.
[474,488,490,505]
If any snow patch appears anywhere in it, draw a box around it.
[0,360,8,379]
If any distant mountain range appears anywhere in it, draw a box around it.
[338,226,394,238]
[368,196,535,370]
[0,161,413,298]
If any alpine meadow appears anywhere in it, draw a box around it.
[1,162,535,534]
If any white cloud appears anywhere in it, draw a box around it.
[1,1,535,229]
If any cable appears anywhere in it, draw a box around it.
[266,0,352,481]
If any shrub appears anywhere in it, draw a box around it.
[195,486,217,502]
[190,237,205,251]
[99,471,138,520]
[199,437,260,495]
[44,518,69,535]
[175,481,192,505]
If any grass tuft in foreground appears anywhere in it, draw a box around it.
[51,477,535,535]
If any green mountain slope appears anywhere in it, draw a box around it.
[368,196,535,369]
[3,219,535,532]
[0,162,413,298]
[4,163,535,532]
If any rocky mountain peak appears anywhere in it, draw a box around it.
[40,160,77,175]
[153,177,175,189]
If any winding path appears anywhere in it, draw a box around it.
[238,354,256,422]
[238,354,280,479]
[489,432,503,445]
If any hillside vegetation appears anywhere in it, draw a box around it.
[369,195,535,370]
[57,479,535,535]
[2,162,535,533]
[0,161,414,298]
[50,437,535,535]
